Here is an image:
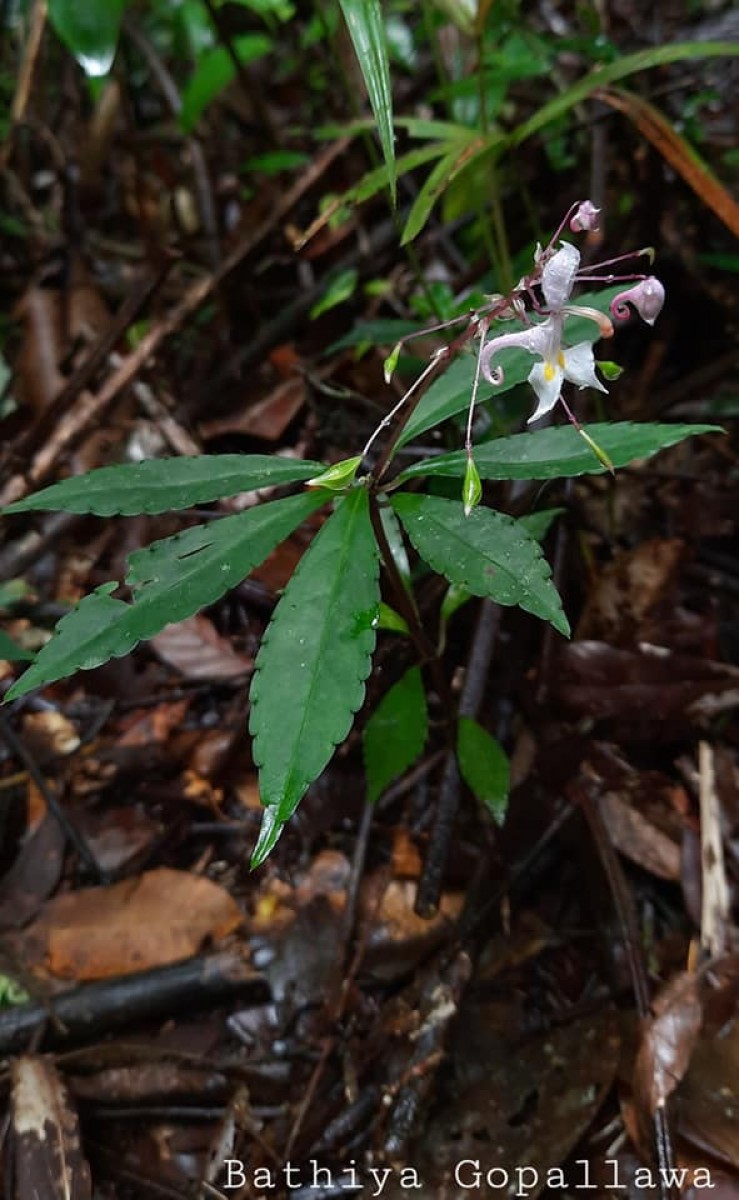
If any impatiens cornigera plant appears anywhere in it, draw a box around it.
[1,204,720,865]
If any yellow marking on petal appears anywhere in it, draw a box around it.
[544,362,556,382]
[558,350,565,368]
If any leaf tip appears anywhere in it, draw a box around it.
[250,807,285,869]
[555,612,572,639]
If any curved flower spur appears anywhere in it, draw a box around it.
[367,200,665,513]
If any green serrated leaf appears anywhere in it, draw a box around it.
[392,493,569,637]
[250,488,380,866]
[2,455,324,517]
[0,631,35,662]
[48,0,126,76]
[364,666,427,803]
[180,35,273,132]
[457,716,509,825]
[399,422,721,482]
[5,492,327,700]
[4,583,128,700]
[397,287,622,446]
[339,0,396,204]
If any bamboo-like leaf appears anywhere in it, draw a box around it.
[392,493,569,636]
[295,143,447,250]
[381,43,739,242]
[594,86,739,239]
[364,667,427,803]
[508,40,739,150]
[398,423,721,482]
[401,133,490,245]
[5,492,327,700]
[2,455,324,517]
[339,0,396,204]
[250,487,380,866]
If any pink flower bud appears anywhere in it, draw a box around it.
[569,201,601,233]
[610,277,665,326]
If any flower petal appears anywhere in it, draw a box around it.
[541,242,580,309]
[527,361,563,423]
[480,319,554,385]
[563,342,608,393]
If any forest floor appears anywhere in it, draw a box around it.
[0,3,738,1197]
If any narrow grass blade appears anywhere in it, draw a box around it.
[339,0,396,204]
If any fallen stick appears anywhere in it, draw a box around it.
[0,948,267,1055]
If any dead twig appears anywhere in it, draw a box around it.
[0,137,350,507]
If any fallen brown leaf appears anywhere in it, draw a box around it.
[0,814,65,931]
[26,867,242,980]
[634,970,703,1117]
[151,615,251,680]
[199,375,305,442]
[600,790,681,881]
